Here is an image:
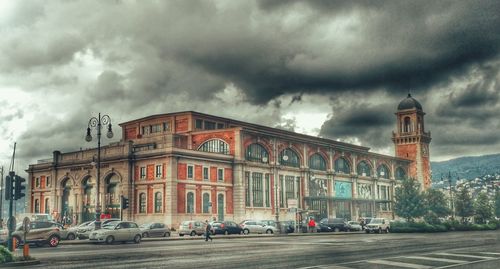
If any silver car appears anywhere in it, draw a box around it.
[77,219,120,239]
[89,221,142,244]
[140,223,171,238]
[240,220,276,234]
[178,220,205,236]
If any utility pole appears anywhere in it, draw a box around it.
[0,166,4,228]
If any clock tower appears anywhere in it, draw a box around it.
[392,93,432,189]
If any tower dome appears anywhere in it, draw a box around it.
[397,93,422,110]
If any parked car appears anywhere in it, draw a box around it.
[55,223,77,240]
[319,218,349,232]
[89,221,142,244]
[365,218,390,233]
[280,220,295,233]
[347,221,362,231]
[239,220,276,234]
[316,222,333,233]
[140,223,171,238]
[178,220,205,236]
[76,218,120,239]
[12,221,61,248]
[212,221,243,235]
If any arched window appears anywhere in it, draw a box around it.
[34,199,40,213]
[404,117,412,133]
[45,198,50,214]
[139,193,146,213]
[203,193,210,213]
[279,148,300,168]
[395,167,406,181]
[377,164,390,179]
[198,139,229,155]
[245,143,269,163]
[335,157,351,174]
[155,192,162,213]
[357,161,371,177]
[187,192,194,213]
[309,153,327,171]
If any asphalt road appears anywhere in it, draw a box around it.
[13,231,500,269]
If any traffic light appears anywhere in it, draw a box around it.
[121,196,129,210]
[14,175,26,200]
[5,176,13,200]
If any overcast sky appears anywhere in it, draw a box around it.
[1,0,499,177]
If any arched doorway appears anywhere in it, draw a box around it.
[105,174,121,219]
[217,194,224,221]
[61,178,74,223]
[81,177,95,222]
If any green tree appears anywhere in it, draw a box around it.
[474,192,493,224]
[394,178,425,222]
[495,189,500,218]
[423,188,451,224]
[454,186,474,223]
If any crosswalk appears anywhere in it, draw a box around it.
[301,251,500,269]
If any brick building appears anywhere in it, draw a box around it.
[26,95,430,226]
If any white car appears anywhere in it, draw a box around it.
[365,218,390,233]
[89,221,142,244]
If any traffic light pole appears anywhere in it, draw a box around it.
[7,172,14,251]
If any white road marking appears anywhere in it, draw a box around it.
[433,253,496,260]
[367,259,432,269]
[404,255,466,264]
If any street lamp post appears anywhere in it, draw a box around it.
[85,113,113,230]
[447,171,455,220]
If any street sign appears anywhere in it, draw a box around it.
[7,216,16,231]
[287,199,298,208]
[23,217,31,233]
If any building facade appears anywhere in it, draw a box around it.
[26,96,429,227]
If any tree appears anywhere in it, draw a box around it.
[394,178,425,222]
[454,186,474,223]
[495,189,500,218]
[423,188,451,224]
[474,192,493,224]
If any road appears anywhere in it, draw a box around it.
[15,230,500,269]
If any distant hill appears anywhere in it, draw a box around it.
[431,153,500,182]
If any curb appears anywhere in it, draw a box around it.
[1,259,41,267]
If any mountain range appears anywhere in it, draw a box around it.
[431,153,500,183]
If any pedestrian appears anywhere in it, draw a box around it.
[205,220,213,242]
[308,218,316,233]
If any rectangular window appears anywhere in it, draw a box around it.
[36,178,40,188]
[279,175,284,207]
[265,174,270,207]
[195,119,203,129]
[141,126,149,135]
[204,121,216,130]
[151,124,162,133]
[140,167,146,179]
[217,123,224,129]
[245,172,250,207]
[252,172,263,207]
[203,167,209,181]
[218,168,224,181]
[285,175,295,207]
[187,165,194,179]
[46,176,51,187]
[155,165,162,178]
[163,122,170,132]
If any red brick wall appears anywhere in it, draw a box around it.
[40,193,45,213]
[162,163,167,179]
[40,176,46,189]
[147,187,153,214]
[176,117,189,132]
[178,163,187,180]
[134,166,139,181]
[224,168,232,184]
[191,131,236,155]
[125,127,137,140]
[195,165,202,181]
[147,165,154,181]
[210,167,217,182]
[396,144,418,179]
[226,189,233,214]
[196,187,201,213]
[177,184,186,213]
[211,188,217,214]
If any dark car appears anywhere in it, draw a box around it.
[211,221,243,235]
[316,223,333,233]
[280,221,295,233]
[319,218,349,232]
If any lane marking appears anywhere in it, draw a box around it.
[367,259,432,269]
[433,253,496,260]
[404,255,466,264]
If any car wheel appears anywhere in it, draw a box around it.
[365,230,369,234]
[243,229,249,235]
[164,232,170,237]
[67,233,76,240]
[133,234,141,244]
[334,227,340,232]
[190,231,196,236]
[224,230,229,235]
[106,235,115,244]
[179,234,184,237]
[266,229,273,234]
[142,232,149,238]
[48,235,60,247]
[378,228,382,234]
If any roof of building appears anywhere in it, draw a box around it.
[397,93,422,110]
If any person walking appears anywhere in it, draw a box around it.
[205,220,213,242]
[308,218,316,233]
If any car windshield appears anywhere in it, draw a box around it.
[103,221,119,229]
[370,219,383,224]
[348,221,359,225]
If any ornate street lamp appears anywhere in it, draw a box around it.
[85,113,113,230]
